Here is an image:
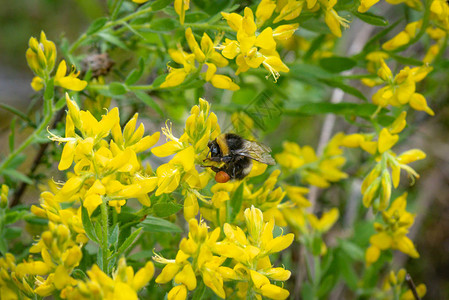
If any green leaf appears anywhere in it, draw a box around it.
[87,17,108,35]
[389,53,423,66]
[125,58,145,85]
[362,19,402,53]
[140,216,183,233]
[81,206,99,243]
[98,32,128,49]
[3,169,33,185]
[317,275,335,298]
[109,82,128,95]
[191,280,206,300]
[229,183,244,223]
[339,239,365,262]
[153,202,183,217]
[353,11,388,27]
[304,34,326,61]
[4,227,22,239]
[312,235,322,256]
[0,103,32,124]
[5,210,28,224]
[0,239,7,256]
[338,253,358,290]
[319,56,357,73]
[108,224,119,247]
[8,118,16,153]
[185,12,210,23]
[301,283,314,300]
[134,91,163,116]
[115,227,142,258]
[44,79,54,101]
[150,0,172,10]
[72,269,89,281]
[289,102,378,117]
[148,18,178,32]
[318,79,367,101]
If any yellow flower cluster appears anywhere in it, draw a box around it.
[382,20,422,51]
[48,93,160,215]
[358,0,422,13]
[62,258,154,300]
[343,112,426,211]
[160,28,238,91]
[151,98,220,218]
[365,193,419,266]
[0,221,82,298]
[26,31,86,92]
[255,0,350,37]
[276,133,348,188]
[219,6,296,81]
[430,0,449,32]
[379,269,427,300]
[154,206,294,300]
[369,59,434,115]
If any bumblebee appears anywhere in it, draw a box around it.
[204,133,276,183]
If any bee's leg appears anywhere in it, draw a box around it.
[202,165,222,173]
[204,156,233,163]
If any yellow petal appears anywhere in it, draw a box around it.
[378,128,398,153]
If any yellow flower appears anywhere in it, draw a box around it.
[53,60,88,91]
[382,20,422,51]
[276,134,347,188]
[174,0,190,25]
[365,193,419,265]
[26,31,56,78]
[220,7,292,81]
[372,59,433,114]
[160,29,237,90]
[358,0,380,12]
[323,0,350,37]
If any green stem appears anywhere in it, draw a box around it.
[100,199,109,273]
[0,97,53,175]
[183,23,233,32]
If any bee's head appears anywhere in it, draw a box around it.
[207,140,220,157]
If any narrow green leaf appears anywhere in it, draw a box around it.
[153,202,183,217]
[338,253,358,290]
[0,239,7,256]
[339,240,365,262]
[150,0,172,10]
[115,227,142,257]
[389,53,423,66]
[109,82,128,95]
[318,79,367,101]
[4,169,33,185]
[148,18,178,32]
[71,269,89,281]
[0,103,32,124]
[87,17,108,35]
[301,283,314,300]
[191,280,206,300]
[108,224,119,247]
[140,216,183,233]
[8,118,16,153]
[312,235,322,256]
[353,11,388,26]
[98,32,128,49]
[4,227,22,239]
[318,275,335,298]
[44,79,54,101]
[134,91,163,116]
[229,183,244,223]
[362,19,402,52]
[81,206,99,243]
[304,34,326,61]
[125,58,145,85]
[319,56,357,73]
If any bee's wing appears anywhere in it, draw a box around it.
[234,140,276,165]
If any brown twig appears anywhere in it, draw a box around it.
[10,107,65,207]
[405,273,421,300]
